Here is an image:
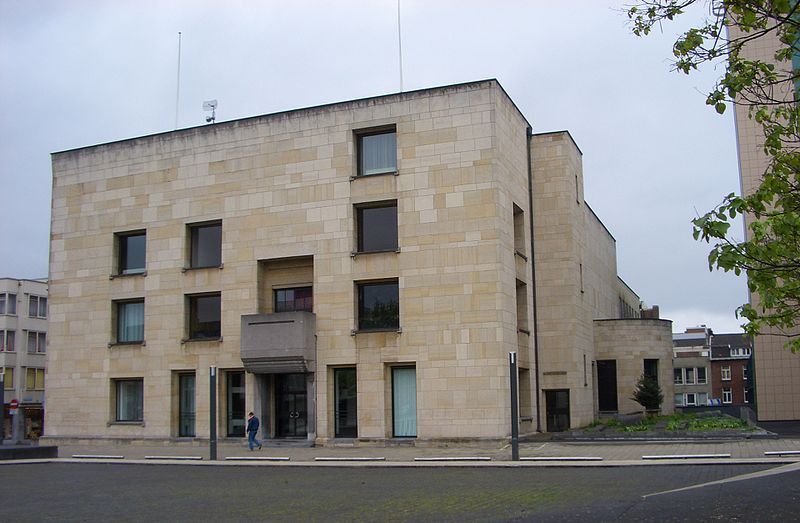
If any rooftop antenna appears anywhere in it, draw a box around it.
[397,0,404,91]
[203,100,217,123]
[174,32,182,129]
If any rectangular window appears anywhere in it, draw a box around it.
[674,393,684,407]
[0,293,16,315]
[274,287,313,313]
[118,231,146,274]
[28,295,47,318]
[744,387,750,404]
[643,359,659,382]
[356,202,398,252]
[27,331,46,354]
[697,367,707,384]
[3,368,13,389]
[722,388,732,404]
[721,366,731,381]
[226,371,246,437]
[673,368,683,385]
[188,293,221,339]
[392,366,417,437]
[178,373,196,437]
[0,330,14,352]
[357,128,397,177]
[697,392,709,406]
[513,204,525,255]
[357,281,399,331]
[25,368,45,390]
[116,300,145,343]
[743,366,748,380]
[685,367,695,385]
[115,379,144,422]
[334,367,358,438]
[189,222,222,268]
[685,393,697,406]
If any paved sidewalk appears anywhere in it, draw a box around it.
[39,436,800,466]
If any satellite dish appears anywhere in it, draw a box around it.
[202,100,218,123]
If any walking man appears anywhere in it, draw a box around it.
[246,411,262,451]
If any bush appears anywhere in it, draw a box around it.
[631,374,663,411]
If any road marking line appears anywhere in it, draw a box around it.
[314,457,386,461]
[71,454,124,459]
[414,457,492,461]
[224,456,291,461]
[521,456,603,461]
[144,456,203,460]
[643,462,800,498]
[642,454,730,460]
[764,450,800,456]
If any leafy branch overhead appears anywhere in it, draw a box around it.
[628,0,800,352]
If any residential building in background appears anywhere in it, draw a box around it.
[1,277,48,440]
[730,25,800,421]
[710,333,753,407]
[672,326,713,407]
[45,80,672,447]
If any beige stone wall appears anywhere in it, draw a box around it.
[46,80,536,442]
[594,319,674,415]
[730,26,800,421]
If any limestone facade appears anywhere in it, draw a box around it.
[730,27,800,421]
[46,80,666,445]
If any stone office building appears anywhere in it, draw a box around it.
[45,80,672,446]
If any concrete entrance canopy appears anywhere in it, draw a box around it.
[240,312,316,373]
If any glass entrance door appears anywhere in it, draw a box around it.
[334,368,357,437]
[226,371,246,437]
[178,373,196,437]
[275,373,307,438]
[392,367,417,437]
[545,389,570,432]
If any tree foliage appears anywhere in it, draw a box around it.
[628,0,800,352]
[631,374,664,411]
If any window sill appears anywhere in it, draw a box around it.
[517,328,530,335]
[351,327,402,336]
[514,250,528,261]
[182,263,224,273]
[350,170,399,181]
[181,336,223,344]
[107,421,145,427]
[351,248,400,258]
[108,341,146,348]
[109,271,147,280]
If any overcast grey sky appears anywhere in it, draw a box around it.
[0,0,747,333]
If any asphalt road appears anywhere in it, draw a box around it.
[0,463,797,521]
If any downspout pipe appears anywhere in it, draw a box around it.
[526,126,542,433]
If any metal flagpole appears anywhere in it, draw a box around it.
[397,0,404,92]
[175,32,182,129]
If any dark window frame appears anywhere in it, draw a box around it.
[356,127,397,177]
[357,280,399,331]
[356,201,398,253]
[274,286,313,313]
[115,299,145,344]
[334,367,358,438]
[114,378,144,422]
[117,230,146,275]
[189,221,222,269]
[187,292,222,340]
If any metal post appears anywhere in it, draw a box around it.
[209,366,217,460]
[509,352,519,461]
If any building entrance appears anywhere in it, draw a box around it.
[545,389,570,432]
[275,373,307,438]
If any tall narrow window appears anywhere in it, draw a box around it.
[356,202,398,252]
[28,295,47,318]
[334,367,358,438]
[3,368,13,389]
[274,287,313,313]
[357,128,397,176]
[189,222,222,268]
[118,231,146,275]
[513,204,525,255]
[357,281,399,331]
[516,280,529,332]
[721,366,731,381]
[722,388,733,404]
[697,367,707,384]
[116,300,145,343]
[188,293,221,339]
[392,367,417,437]
[226,371,246,437]
[643,359,659,382]
[674,368,683,385]
[115,379,144,422]
[178,373,196,437]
